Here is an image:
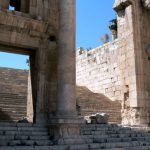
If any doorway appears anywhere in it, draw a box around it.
[0,45,35,123]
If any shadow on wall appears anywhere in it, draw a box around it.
[76,86,122,124]
[0,108,13,122]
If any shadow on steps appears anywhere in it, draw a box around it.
[76,86,122,124]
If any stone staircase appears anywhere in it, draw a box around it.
[0,122,52,149]
[0,67,28,122]
[0,92,27,122]
[79,124,150,150]
[1,123,150,149]
[0,68,122,124]
[77,86,122,124]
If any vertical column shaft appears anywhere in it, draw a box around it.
[57,0,77,118]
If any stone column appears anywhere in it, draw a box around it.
[48,1,83,143]
[56,0,77,118]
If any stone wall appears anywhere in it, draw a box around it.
[76,39,124,102]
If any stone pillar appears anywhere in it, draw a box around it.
[48,0,84,144]
[56,0,77,118]
[114,0,150,126]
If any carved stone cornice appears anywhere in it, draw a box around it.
[141,0,150,9]
[113,0,133,11]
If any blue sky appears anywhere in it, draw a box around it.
[0,0,116,69]
[76,0,116,48]
[0,52,29,69]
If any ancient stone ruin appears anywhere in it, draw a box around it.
[77,0,150,126]
[0,67,122,124]
[0,0,150,149]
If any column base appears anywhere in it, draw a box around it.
[121,107,150,126]
[48,117,85,144]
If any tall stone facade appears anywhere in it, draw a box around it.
[0,0,80,132]
[0,0,149,129]
[0,0,59,123]
[0,0,82,142]
[77,0,150,126]
[114,0,150,126]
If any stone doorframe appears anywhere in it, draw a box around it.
[0,43,37,123]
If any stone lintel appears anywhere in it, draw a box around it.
[0,12,48,33]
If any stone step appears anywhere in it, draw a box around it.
[1,122,150,149]
[126,146,150,150]
[55,136,150,145]
[0,113,26,118]
[0,127,48,132]
[0,97,26,101]
[0,122,46,127]
[0,140,52,146]
[0,135,50,140]
[0,109,26,113]
[0,102,27,105]
[0,95,26,98]
[0,146,149,150]
[80,124,128,128]
[81,127,132,132]
[0,110,26,114]
[0,93,26,97]
[69,141,150,149]
[90,147,150,150]
[0,103,26,107]
[82,133,149,138]
[0,105,26,108]
[0,118,26,122]
[2,131,48,136]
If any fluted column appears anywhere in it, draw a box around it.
[56,0,77,118]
